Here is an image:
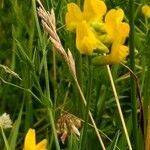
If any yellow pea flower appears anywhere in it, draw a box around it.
[65,0,107,30]
[92,8,130,65]
[104,8,129,43]
[65,0,108,54]
[92,42,129,65]
[141,5,150,18]
[92,23,129,65]
[23,128,47,150]
[94,8,129,64]
[76,21,108,54]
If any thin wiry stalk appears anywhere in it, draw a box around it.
[52,46,57,109]
[106,65,132,150]
[75,79,106,150]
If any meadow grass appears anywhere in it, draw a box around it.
[0,0,150,149]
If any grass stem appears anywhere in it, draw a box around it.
[106,65,132,150]
[75,78,106,150]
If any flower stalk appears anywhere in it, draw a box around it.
[106,65,132,150]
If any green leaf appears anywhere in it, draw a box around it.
[8,103,23,150]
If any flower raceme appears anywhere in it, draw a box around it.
[65,0,130,65]
[23,128,47,150]
[65,0,108,54]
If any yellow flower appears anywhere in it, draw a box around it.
[65,0,108,54]
[76,21,108,54]
[104,9,130,43]
[65,0,129,63]
[92,8,130,65]
[92,32,129,65]
[65,0,107,30]
[92,42,129,65]
[142,5,150,18]
[23,128,47,150]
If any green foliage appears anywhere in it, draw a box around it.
[0,0,149,149]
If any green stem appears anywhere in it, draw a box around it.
[48,108,60,150]
[32,0,42,44]
[24,66,33,131]
[143,30,150,135]
[129,0,139,149]
[80,57,93,150]
[44,56,51,100]
[52,46,57,111]
[77,54,84,117]
[1,127,10,150]
[43,52,60,150]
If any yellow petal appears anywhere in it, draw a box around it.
[105,9,124,25]
[142,5,150,18]
[104,9,127,43]
[76,21,97,54]
[65,3,83,31]
[115,22,130,44]
[76,21,108,54]
[83,0,107,22]
[118,23,130,38]
[23,129,36,150]
[92,43,128,65]
[36,139,47,150]
[104,23,115,42]
[109,42,129,64]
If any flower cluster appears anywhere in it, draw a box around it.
[56,113,81,144]
[65,0,130,64]
[0,113,12,129]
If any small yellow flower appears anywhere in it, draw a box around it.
[65,0,107,30]
[23,128,47,150]
[65,0,108,54]
[141,5,150,18]
[92,42,129,65]
[76,21,108,54]
[92,8,130,65]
